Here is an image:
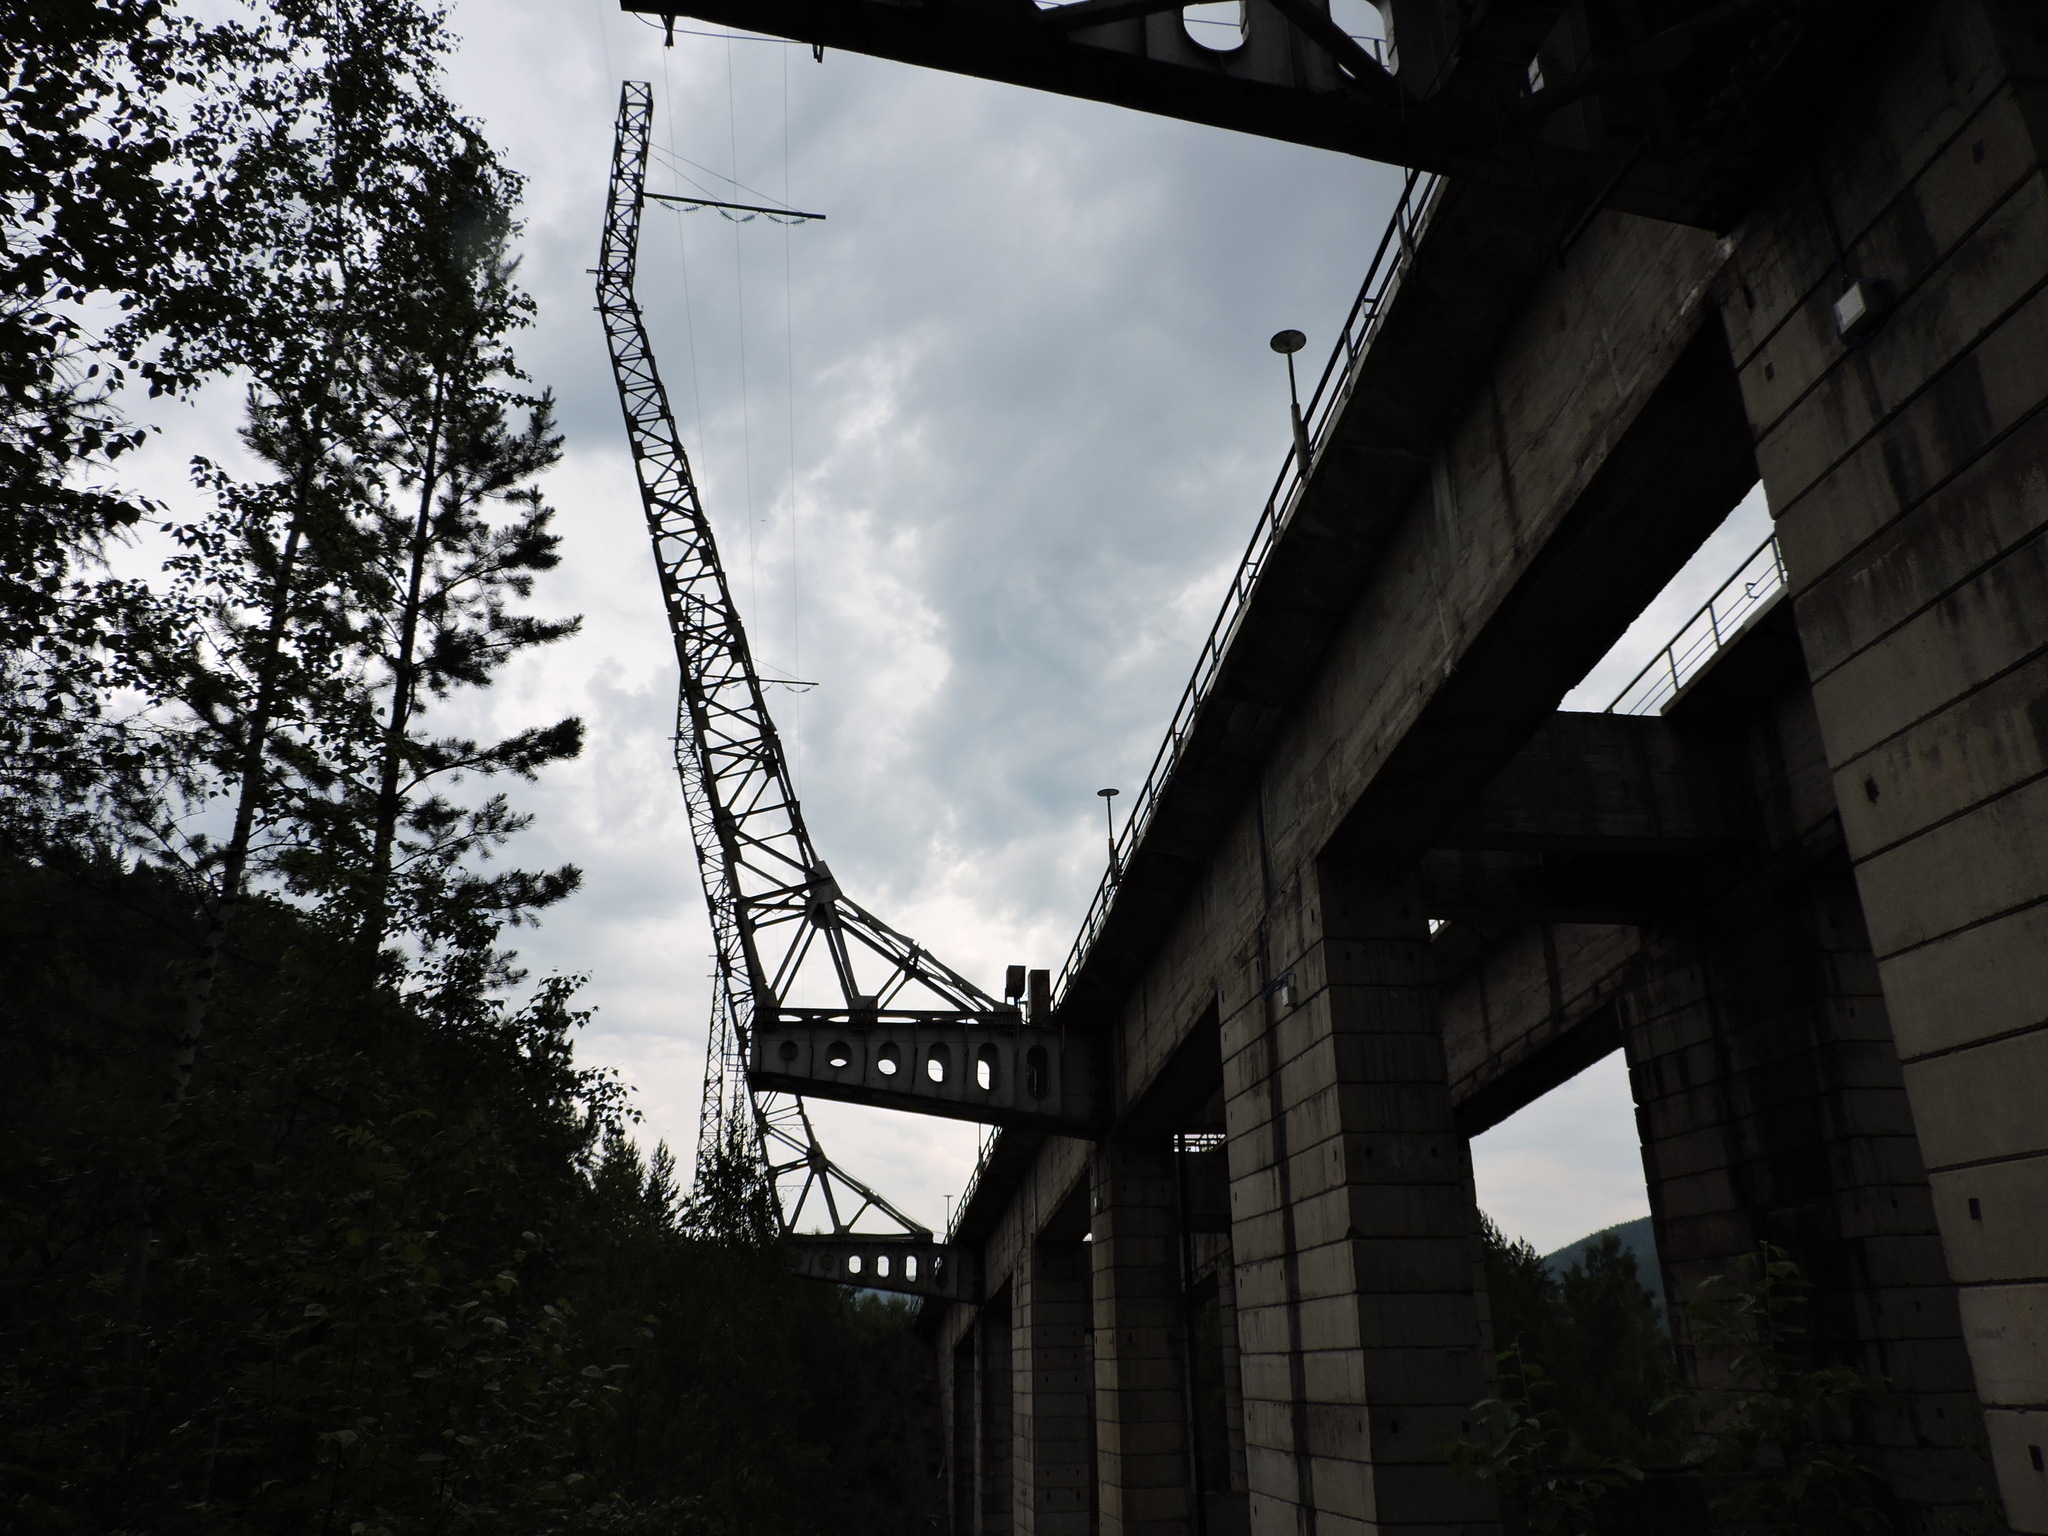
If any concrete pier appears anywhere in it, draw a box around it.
[909,2,2048,1528]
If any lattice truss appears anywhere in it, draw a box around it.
[597,81,1001,1238]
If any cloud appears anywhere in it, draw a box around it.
[406,3,1401,1232]
[128,0,1753,1243]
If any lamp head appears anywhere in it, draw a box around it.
[1269,328,1306,355]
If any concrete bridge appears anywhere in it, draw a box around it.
[627,0,2048,1526]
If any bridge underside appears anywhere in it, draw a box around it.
[685,0,2048,1528]
[624,0,1911,229]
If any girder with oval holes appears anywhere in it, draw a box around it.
[598,81,1024,1263]
[791,1236,980,1302]
[751,1014,1104,1133]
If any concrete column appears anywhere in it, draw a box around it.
[1222,858,1498,1536]
[984,1286,1017,1536]
[1092,1141,1194,1536]
[1725,1,2048,1524]
[1019,1239,1096,1536]
[1212,1236,1252,1522]
[1622,850,1994,1530]
[956,1330,980,1536]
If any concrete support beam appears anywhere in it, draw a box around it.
[1209,1244,1253,1536]
[1723,1,2048,1523]
[1417,847,1692,925]
[1434,711,1745,855]
[1092,1142,1195,1536]
[1222,860,1498,1536]
[1622,851,1993,1529]
[1436,920,1638,1137]
[953,1330,979,1536]
[984,1287,1017,1536]
[1017,1239,1096,1536]
[750,1017,1102,1132]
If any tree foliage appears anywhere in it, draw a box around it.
[0,857,943,1534]
[1457,1219,1682,1533]
[2,7,944,1532]
[1678,1246,1892,1536]
[1459,1219,1894,1536]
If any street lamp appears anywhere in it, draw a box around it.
[1098,787,1121,884]
[1270,328,1311,472]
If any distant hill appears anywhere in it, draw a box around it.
[1544,1215,1669,1320]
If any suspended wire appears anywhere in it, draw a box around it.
[652,195,821,226]
[724,34,760,631]
[590,0,616,84]
[659,54,708,451]
[781,43,803,795]
[648,149,819,223]
[655,37,819,712]
[649,157,818,222]
[650,142,792,211]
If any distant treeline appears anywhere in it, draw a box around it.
[2,3,940,1530]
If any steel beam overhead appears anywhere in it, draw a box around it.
[751,1016,1104,1132]
[622,0,1910,227]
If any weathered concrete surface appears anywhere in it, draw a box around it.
[925,3,2048,1531]
[1718,0,2048,1521]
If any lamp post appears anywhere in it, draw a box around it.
[1270,327,1311,472]
[1098,787,1121,885]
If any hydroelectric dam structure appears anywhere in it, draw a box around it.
[613,1,2048,1531]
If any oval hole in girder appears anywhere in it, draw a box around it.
[975,1042,999,1093]
[931,1254,948,1285]
[926,1043,950,1084]
[905,1254,920,1282]
[778,1039,798,1063]
[876,1253,892,1278]
[1328,0,1389,68]
[876,1042,902,1076]
[846,1253,863,1276]
[826,1041,853,1070]
[1182,0,1246,52]
[1025,1044,1050,1101]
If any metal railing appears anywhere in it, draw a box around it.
[1605,534,1787,716]
[948,529,1794,1242]
[1049,166,1443,1008]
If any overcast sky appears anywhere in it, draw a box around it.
[134,0,1772,1255]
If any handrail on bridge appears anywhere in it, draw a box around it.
[1604,533,1786,717]
[949,528,1790,1238]
[1048,165,1444,1010]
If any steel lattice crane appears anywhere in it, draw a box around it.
[596,81,1007,1298]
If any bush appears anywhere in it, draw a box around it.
[0,855,940,1534]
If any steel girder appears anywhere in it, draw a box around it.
[597,83,1020,1259]
[619,0,1916,229]
[751,1014,1104,1132]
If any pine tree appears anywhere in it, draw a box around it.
[339,144,583,965]
[115,0,527,1311]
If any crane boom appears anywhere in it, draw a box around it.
[596,81,1001,1285]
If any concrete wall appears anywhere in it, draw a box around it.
[1722,0,2048,1523]
[928,3,2048,1530]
